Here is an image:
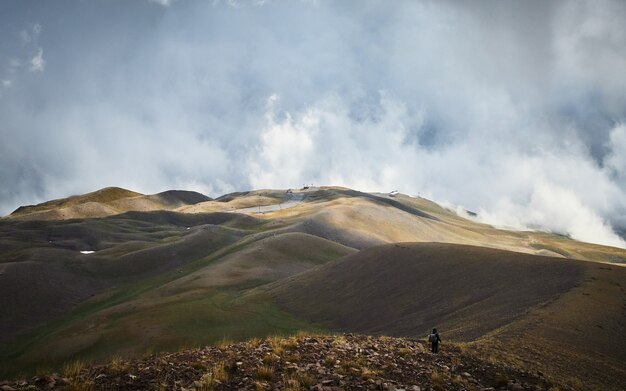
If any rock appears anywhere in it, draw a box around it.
[1,386,16,391]
[461,372,472,378]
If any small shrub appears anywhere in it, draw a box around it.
[247,337,261,348]
[109,356,128,373]
[360,367,382,380]
[216,337,232,349]
[494,373,508,387]
[324,355,337,366]
[262,354,279,365]
[431,371,445,391]
[336,359,356,375]
[142,346,154,358]
[452,375,466,386]
[282,376,301,391]
[268,336,285,356]
[332,336,347,346]
[295,372,315,388]
[255,365,275,381]
[282,337,299,351]
[398,347,412,356]
[285,352,301,363]
[62,360,85,379]
[197,362,228,390]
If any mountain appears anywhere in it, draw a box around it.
[1,186,625,390]
[7,187,211,220]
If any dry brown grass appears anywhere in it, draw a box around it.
[197,362,228,391]
[431,371,445,390]
[62,360,85,379]
[294,372,315,388]
[262,353,279,365]
[67,378,95,391]
[246,337,261,348]
[282,376,301,391]
[360,367,382,380]
[281,371,316,391]
[216,337,233,349]
[255,365,275,381]
[324,355,337,366]
[332,335,347,346]
[285,352,301,363]
[109,356,128,373]
[282,336,299,350]
[268,336,285,356]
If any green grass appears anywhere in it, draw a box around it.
[0,231,327,379]
[0,290,322,379]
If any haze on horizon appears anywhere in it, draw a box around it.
[1,0,625,248]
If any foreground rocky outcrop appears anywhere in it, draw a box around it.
[1,334,566,391]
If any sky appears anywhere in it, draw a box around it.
[1,0,625,248]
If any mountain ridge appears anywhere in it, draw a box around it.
[1,185,625,389]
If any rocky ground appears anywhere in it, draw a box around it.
[0,334,566,391]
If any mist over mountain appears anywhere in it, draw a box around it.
[2,1,626,247]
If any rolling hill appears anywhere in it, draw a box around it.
[1,186,625,389]
[262,242,626,389]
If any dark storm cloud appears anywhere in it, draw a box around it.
[1,0,625,247]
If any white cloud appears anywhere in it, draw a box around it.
[149,0,177,6]
[605,124,626,182]
[20,30,32,43]
[479,180,626,248]
[1,80,11,87]
[29,48,45,72]
[19,23,41,43]
[247,93,626,248]
[2,1,626,249]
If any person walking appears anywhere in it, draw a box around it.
[428,328,442,353]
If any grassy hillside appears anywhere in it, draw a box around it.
[6,188,212,220]
[0,230,349,378]
[263,242,625,390]
[1,185,625,388]
[264,243,586,339]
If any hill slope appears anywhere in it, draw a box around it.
[265,243,586,340]
[7,188,212,220]
[1,186,625,389]
[264,242,626,390]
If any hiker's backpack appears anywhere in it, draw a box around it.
[428,334,436,343]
